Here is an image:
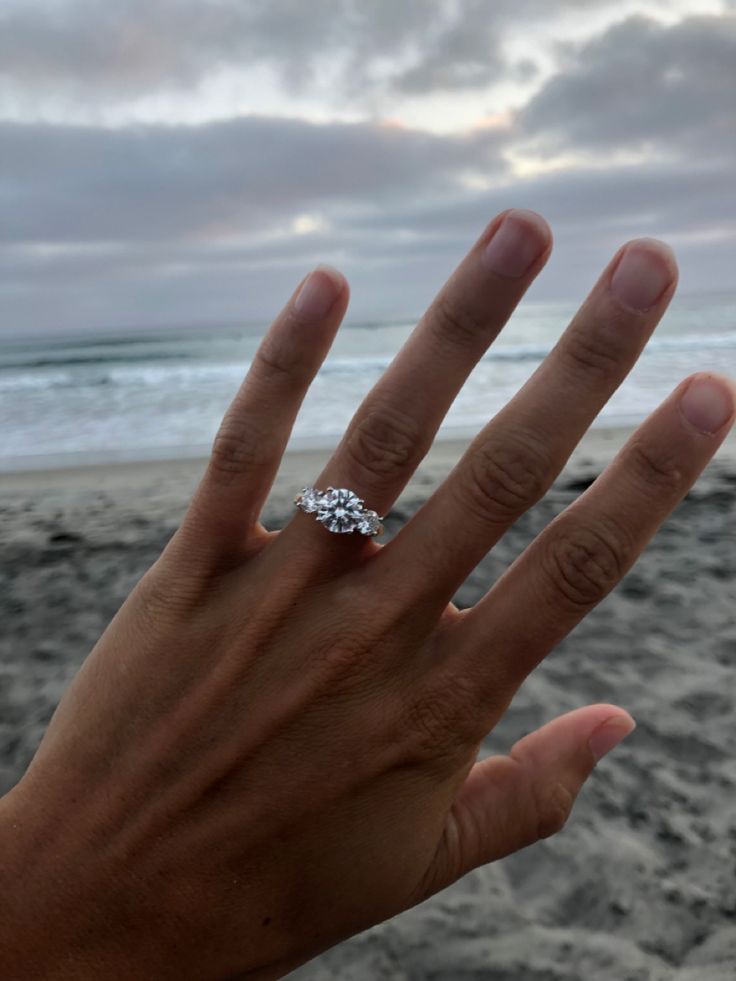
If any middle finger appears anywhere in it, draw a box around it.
[375,238,678,610]
[276,209,552,558]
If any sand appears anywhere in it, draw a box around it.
[1,427,735,980]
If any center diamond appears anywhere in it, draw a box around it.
[316,487,364,533]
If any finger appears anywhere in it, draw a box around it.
[420,704,635,897]
[178,265,349,565]
[275,210,552,562]
[375,239,678,609]
[455,372,736,698]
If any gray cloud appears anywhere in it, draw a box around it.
[353,160,736,247]
[519,14,736,158]
[2,123,733,334]
[388,0,615,95]
[0,115,505,246]
[0,0,337,95]
[0,0,480,102]
[0,0,622,105]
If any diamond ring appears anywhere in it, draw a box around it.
[294,486,384,536]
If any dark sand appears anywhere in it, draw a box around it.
[1,430,735,980]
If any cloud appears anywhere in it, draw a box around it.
[2,119,733,334]
[0,115,506,246]
[519,13,736,159]
[1,3,735,335]
[0,0,330,95]
[387,0,629,95]
[0,0,628,108]
[0,0,475,102]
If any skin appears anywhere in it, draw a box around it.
[0,210,733,980]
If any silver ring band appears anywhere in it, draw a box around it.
[294,486,384,536]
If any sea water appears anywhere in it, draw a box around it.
[1,292,735,471]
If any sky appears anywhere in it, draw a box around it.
[1,0,735,337]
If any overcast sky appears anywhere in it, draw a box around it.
[1,0,735,336]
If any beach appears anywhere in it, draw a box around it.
[1,426,735,980]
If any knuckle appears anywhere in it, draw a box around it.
[562,325,626,380]
[311,631,379,695]
[543,517,631,610]
[343,401,427,483]
[253,329,310,381]
[405,675,479,758]
[208,412,271,483]
[624,439,684,496]
[458,432,551,525]
[533,781,575,840]
[319,638,364,676]
[430,294,487,351]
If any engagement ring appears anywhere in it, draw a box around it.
[294,486,384,536]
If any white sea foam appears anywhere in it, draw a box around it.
[1,297,734,469]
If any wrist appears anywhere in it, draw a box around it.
[0,784,292,981]
[0,783,132,981]
[0,788,74,979]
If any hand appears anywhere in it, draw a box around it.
[2,210,733,981]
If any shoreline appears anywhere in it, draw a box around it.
[0,414,688,478]
[2,424,735,498]
[0,413,679,477]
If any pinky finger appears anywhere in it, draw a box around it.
[456,371,735,699]
[178,265,349,566]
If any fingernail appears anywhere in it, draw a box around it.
[679,374,735,434]
[610,240,675,311]
[589,715,636,763]
[482,210,550,278]
[294,264,344,318]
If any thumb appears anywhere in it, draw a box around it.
[424,704,635,898]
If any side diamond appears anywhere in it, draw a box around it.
[296,486,323,513]
[356,510,381,536]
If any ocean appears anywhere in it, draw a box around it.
[2,292,736,472]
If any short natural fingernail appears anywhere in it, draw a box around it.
[679,374,736,434]
[589,715,636,763]
[482,209,550,278]
[610,240,676,311]
[294,264,344,318]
